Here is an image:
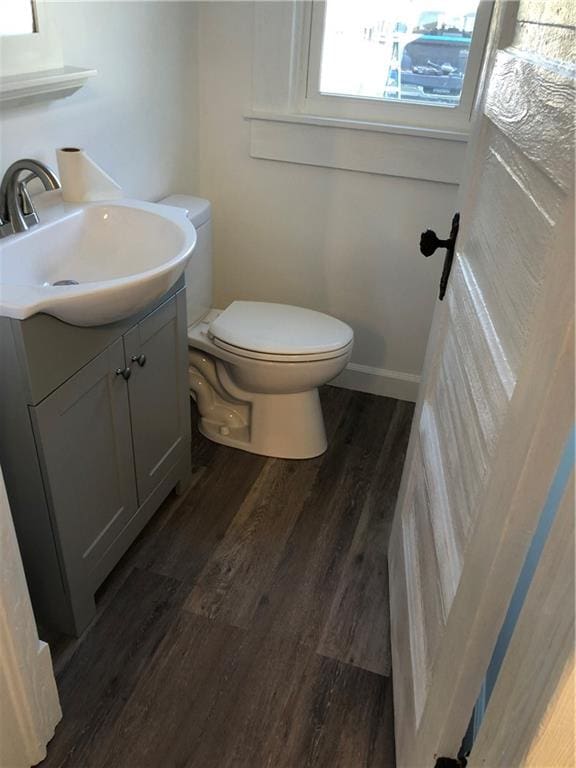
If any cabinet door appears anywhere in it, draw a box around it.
[31,339,138,583]
[123,290,190,503]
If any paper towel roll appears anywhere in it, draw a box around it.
[56,147,123,203]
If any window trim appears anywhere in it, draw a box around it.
[300,0,494,133]
[244,108,470,143]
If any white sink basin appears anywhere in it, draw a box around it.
[0,192,197,326]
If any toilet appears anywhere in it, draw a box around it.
[159,195,353,459]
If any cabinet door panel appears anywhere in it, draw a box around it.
[124,291,189,503]
[31,339,137,583]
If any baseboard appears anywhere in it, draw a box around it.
[330,362,420,402]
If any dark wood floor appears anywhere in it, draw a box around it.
[40,386,413,768]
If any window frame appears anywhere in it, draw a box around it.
[299,0,494,134]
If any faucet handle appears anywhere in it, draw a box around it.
[18,175,37,215]
[13,174,40,229]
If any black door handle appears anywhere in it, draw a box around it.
[420,212,460,300]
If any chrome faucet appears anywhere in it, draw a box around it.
[0,159,61,238]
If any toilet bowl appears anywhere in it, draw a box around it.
[188,303,353,458]
[159,195,353,459]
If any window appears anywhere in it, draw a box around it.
[0,0,37,37]
[248,1,493,181]
[304,0,492,132]
[319,1,479,106]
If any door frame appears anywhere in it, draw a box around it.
[468,430,575,766]
[0,465,61,768]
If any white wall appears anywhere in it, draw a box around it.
[195,1,461,396]
[0,1,196,202]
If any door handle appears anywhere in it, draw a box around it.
[115,366,131,380]
[420,212,460,300]
[131,353,147,367]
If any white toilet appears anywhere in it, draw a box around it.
[160,195,353,459]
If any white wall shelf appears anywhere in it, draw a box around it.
[0,65,97,106]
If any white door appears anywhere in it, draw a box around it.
[388,2,575,766]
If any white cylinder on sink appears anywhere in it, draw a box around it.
[56,148,123,203]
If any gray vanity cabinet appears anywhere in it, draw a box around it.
[123,291,189,503]
[0,281,191,637]
[30,339,139,629]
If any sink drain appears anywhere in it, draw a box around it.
[52,279,79,286]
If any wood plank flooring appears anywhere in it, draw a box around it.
[40,386,413,768]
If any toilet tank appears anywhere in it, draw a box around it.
[158,194,212,325]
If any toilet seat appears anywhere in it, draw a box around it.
[208,301,354,361]
[210,335,354,363]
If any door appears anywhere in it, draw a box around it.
[388,2,575,766]
[123,290,190,503]
[31,339,138,589]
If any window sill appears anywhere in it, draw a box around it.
[245,110,470,143]
[245,110,469,185]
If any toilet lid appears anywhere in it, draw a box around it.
[209,301,353,356]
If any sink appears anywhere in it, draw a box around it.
[0,191,197,326]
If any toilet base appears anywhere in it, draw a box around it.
[196,388,327,460]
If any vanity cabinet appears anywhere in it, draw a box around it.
[0,281,191,636]
[123,294,189,502]
[31,340,138,613]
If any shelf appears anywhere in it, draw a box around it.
[0,65,97,106]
